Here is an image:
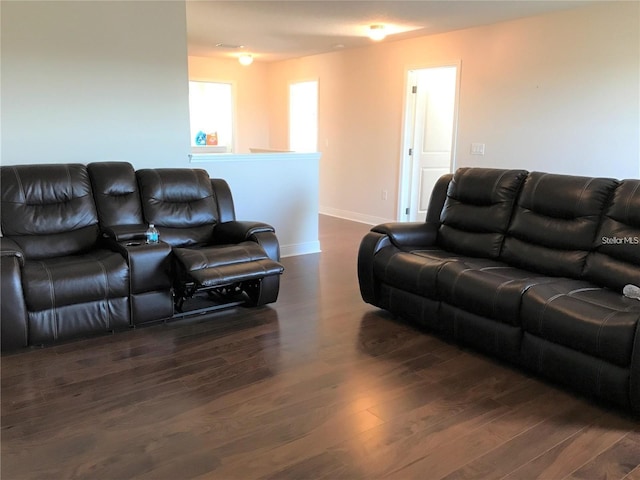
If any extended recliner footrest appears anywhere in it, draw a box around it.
[172,242,284,310]
[189,259,284,288]
[173,242,284,288]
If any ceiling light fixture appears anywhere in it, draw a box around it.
[238,53,253,66]
[368,24,386,41]
[216,43,244,49]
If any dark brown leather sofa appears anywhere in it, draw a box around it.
[358,168,640,415]
[0,162,283,351]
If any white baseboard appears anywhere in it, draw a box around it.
[280,241,321,258]
[280,208,394,257]
[319,206,394,226]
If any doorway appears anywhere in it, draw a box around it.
[399,64,460,221]
[289,80,318,152]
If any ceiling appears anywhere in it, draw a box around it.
[186,0,597,63]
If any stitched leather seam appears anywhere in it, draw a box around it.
[479,266,512,271]
[191,169,201,196]
[529,173,547,213]
[451,268,472,303]
[493,279,516,318]
[539,293,563,335]
[566,287,618,310]
[241,245,259,262]
[40,261,57,340]
[382,254,394,287]
[491,170,509,204]
[11,167,26,204]
[565,287,622,363]
[574,178,593,218]
[197,249,210,270]
[65,165,72,199]
[149,169,164,208]
[417,262,432,293]
[568,287,600,294]
[435,260,454,291]
[624,182,640,223]
[595,310,617,360]
[95,256,110,329]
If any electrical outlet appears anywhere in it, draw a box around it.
[382,190,388,201]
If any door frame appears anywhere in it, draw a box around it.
[397,61,461,221]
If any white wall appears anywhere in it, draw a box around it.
[1,1,191,168]
[452,3,639,178]
[267,2,640,223]
[191,153,321,257]
[3,1,637,231]
[1,3,320,256]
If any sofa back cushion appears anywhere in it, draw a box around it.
[136,168,217,247]
[437,168,528,258]
[501,172,617,278]
[88,162,144,227]
[0,164,99,259]
[584,179,640,291]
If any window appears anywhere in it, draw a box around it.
[188,81,234,152]
[289,80,318,152]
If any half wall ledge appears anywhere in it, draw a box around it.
[190,151,321,258]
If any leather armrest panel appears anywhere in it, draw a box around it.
[0,238,24,266]
[371,222,438,249]
[215,221,275,243]
[102,224,149,241]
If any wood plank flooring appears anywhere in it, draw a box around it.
[2,215,639,479]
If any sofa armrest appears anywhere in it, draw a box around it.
[214,221,275,243]
[0,238,24,267]
[368,173,448,251]
[214,221,280,261]
[250,231,281,262]
[358,231,393,305]
[112,240,173,324]
[1,255,28,350]
[371,222,438,249]
[101,224,149,242]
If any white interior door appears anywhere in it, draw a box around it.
[289,80,318,152]
[402,65,458,222]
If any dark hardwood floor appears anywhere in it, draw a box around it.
[2,215,639,479]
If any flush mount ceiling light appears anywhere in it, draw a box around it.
[238,53,253,66]
[216,42,244,49]
[368,24,386,41]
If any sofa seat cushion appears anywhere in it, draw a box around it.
[372,247,465,298]
[174,242,283,288]
[522,280,640,367]
[23,250,129,312]
[411,248,468,262]
[437,259,560,326]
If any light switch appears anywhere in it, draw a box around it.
[471,143,485,155]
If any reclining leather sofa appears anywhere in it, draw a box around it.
[358,168,640,415]
[1,162,283,351]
